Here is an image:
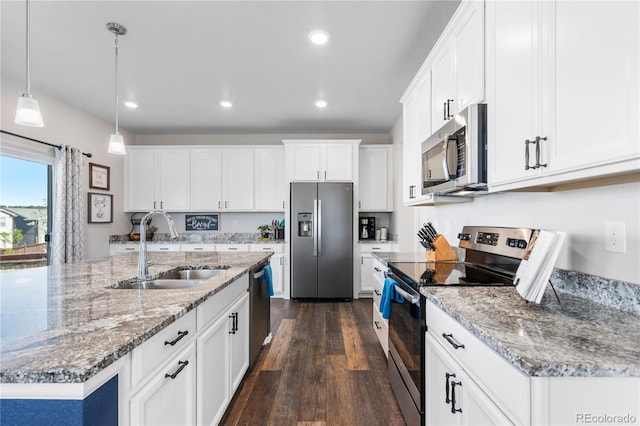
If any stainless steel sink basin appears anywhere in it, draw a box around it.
[161,268,226,280]
[117,279,204,290]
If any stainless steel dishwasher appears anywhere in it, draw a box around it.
[250,262,271,366]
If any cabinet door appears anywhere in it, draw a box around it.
[487,0,544,187]
[359,146,392,211]
[270,254,284,294]
[426,334,461,426]
[287,144,321,181]
[322,144,354,181]
[191,148,223,211]
[197,312,231,426]
[255,147,285,211]
[549,1,639,174]
[359,253,375,294]
[454,0,485,111]
[126,149,157,211]
[223,149,255,211]
[157,149,190,211]
[130,344,196,426]
[229,293,250,393]
[402,93,420,203]
[431,42,455,131]
[415,72,432,144]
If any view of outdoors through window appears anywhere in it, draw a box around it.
[0,155,50,272]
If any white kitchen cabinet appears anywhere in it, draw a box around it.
[191,147,255,211]
[180,244,217,252]
[425,334,513,426]
[359,145,393,211]
[130,343,197,426]
[146,244,181,252]
[431,0,485,131]
[283,140,360,182]
[255,147,285,211]
[249,244,285,295]
[190,148,223,211]
[487,0,640,191]
[125,147,190,212]
[110,244,139,255]
[216,244,250,252]
[228,293,250,392]
[402,92,420,204]
[358,243,398,296]
[370,256,392,356]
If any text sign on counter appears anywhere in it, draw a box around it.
[185,214,219,231]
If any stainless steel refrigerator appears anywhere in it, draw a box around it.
[290,182,353,299]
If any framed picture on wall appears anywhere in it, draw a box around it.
[89,163,110,191]
[88,192,113,223]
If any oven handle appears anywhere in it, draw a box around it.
[393,284,420,305]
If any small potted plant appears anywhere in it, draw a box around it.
[257,224,271,241]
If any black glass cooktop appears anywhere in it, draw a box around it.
[388,261,516,288]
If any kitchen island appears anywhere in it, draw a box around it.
[0,251,271,425]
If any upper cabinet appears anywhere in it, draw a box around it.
[487,0,640,191]
[359,145,393,212]
[126,145,285,212]
[431,0,485,130]
[283,140,360,182]
[125,147,190,212]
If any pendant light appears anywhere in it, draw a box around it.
[107,22,127,155]
[15,0,44,127]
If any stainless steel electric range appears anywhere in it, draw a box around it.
[385,226,539,426]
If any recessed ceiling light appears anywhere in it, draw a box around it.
[124,101,138,109]
[308,30,330,45]
[315,100,327,108]
[220,101,233,108]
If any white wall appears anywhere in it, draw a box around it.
[391,116,640,285]
[1,78,133,260]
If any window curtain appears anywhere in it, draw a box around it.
[51,145,85,264]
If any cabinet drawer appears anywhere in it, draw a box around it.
[147,244,181,252]
[372,259,387,288]
[197,273,249,331]
[181,244,217,252]
[249,244,284,253]
[131,309,196,388]
[215,244,250,252]
[372,302,388,356]
[359,244,398,253]
[110,244,139,254]
[426,300,530,425]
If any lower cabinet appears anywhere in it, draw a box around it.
[426,333,513,426]
[370,257,391,356]
[130,343,197,426]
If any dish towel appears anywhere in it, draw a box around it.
[260,264,274,297]
[379,276,404,319]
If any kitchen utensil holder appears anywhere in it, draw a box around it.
[425,235,458,261]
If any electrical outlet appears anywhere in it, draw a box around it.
[605,221,626,253]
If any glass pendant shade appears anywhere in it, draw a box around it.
[15,94,44,127]
[108,133,126,155]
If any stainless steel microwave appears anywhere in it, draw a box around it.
[421,103,487,196]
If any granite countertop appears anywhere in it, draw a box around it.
[372,252,640,378]
[357,240,398,245]
[0,251,271,384]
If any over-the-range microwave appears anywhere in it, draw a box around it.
[421,103,487,196]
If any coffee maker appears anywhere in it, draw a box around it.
[359,217,376,240]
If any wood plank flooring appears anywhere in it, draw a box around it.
[221,299,405,426]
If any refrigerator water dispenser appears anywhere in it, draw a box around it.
[298,213,313,237]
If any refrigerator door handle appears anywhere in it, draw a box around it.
[313,199,318,257]
[318,199,322,256]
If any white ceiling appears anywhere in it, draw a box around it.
[1,1,460,135]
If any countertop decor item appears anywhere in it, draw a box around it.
[257,224,271,240]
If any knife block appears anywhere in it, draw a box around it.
[425,235,458,261]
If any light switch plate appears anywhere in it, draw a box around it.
[605,221,626,253]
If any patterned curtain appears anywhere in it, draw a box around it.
[51,145,85,264]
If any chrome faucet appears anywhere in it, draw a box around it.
[137,210,179,280]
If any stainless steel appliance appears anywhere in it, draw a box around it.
[386,226,538,426]
[250,261,271,366]
[290,182,353,299]
[421,104,487,196]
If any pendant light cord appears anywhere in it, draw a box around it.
[25,0,31,95]
[114,33,119,134]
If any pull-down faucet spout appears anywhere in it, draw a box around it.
[137,210,179,280]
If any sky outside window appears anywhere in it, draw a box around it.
[0,156,48,206]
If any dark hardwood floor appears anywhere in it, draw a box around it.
[221,298,405,426]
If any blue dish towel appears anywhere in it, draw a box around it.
[379,276,404,319]
[260,264,274,297]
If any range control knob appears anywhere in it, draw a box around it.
[507,238,517,247]
[517,239,528,249]
[457,233,471,241]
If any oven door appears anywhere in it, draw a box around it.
[388,279,425,426]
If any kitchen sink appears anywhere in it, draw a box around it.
[161,268,227,280]
[116,279,203,290]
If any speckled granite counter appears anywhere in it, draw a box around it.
[0,251,270,384]
[372,252,640,378]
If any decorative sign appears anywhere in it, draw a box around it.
[88,192,113,223]
[89,163,110,191]
[185,214,219,231]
